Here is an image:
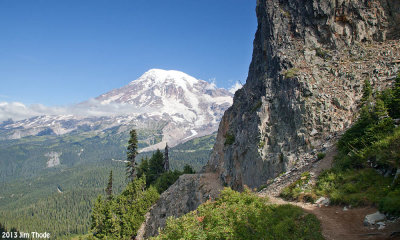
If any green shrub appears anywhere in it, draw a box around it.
[257,184,268,191]
[152,188,323,240]
[153,170,182,193]
[380,189,400,216]
[183,164,196,174]
[314,168,392,207]
[284,68,299,78]
[280,172,316,203]
[224,133,235,146]
[363,127,400,169]
[317,152,326,160]
[258,140,265,149]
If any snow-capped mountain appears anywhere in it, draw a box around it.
[96,69,232,126]
[0,69,233,151]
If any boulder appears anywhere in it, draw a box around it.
[363,211,386,226]
[315,197,330,206]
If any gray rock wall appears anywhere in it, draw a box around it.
[206,0,400,189]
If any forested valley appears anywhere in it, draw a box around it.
[0,133,212,239]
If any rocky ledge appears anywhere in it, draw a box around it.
[135,173,223,239]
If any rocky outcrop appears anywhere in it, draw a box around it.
[136,173,223,239]
[206,0,400,190]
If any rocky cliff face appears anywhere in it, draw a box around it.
[206,0,400,190]
[140,1,400,237]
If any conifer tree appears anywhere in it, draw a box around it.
[137,156,149,179]
[361,79,372,104]
[164,143,170,172]
[126,129,138,182]
[106,170,113,201]
[389,73,400,118]
[90,196,107,238]
[374,99,389,120]
[148,149,164,185]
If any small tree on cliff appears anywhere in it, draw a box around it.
[126,129,138,182]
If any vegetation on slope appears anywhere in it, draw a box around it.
[0,133,211,238]
[88,177,159,240]
[280,172,316,203]
[84,131,196,239]
[0,163,126,239]
[136,149,195,193]
[0,128,215,184]
[151,188,323,240]
[280,74,400,216]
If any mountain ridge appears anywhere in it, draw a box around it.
[0,69,234,150]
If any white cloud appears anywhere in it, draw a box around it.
[206,77,217,90]
[0,100,151,122]
[229,81,243,94]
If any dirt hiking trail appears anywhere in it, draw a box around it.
[258,146,400,240]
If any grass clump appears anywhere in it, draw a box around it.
[317,152,326,160]
[280,172,317,203]
[151,188,323,240]
[257,184,268,192]
[284,68,299,78]
[315,47,331,60]
[258,140,265,149]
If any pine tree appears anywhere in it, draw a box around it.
[137,156,149,179]
[126,129,138,182]
[361,79,372,104]
[148,149,165,185]
[373,99,389,120]
[389,73,400,118]
[164,143,170,172]
[90,196,107,238]
[106,170,113,201]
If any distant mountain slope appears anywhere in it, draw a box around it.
[94,69,232,150]
[0,69,232,150]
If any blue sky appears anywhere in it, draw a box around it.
[0,0,257,106]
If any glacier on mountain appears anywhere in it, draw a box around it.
[0,69,234,150]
